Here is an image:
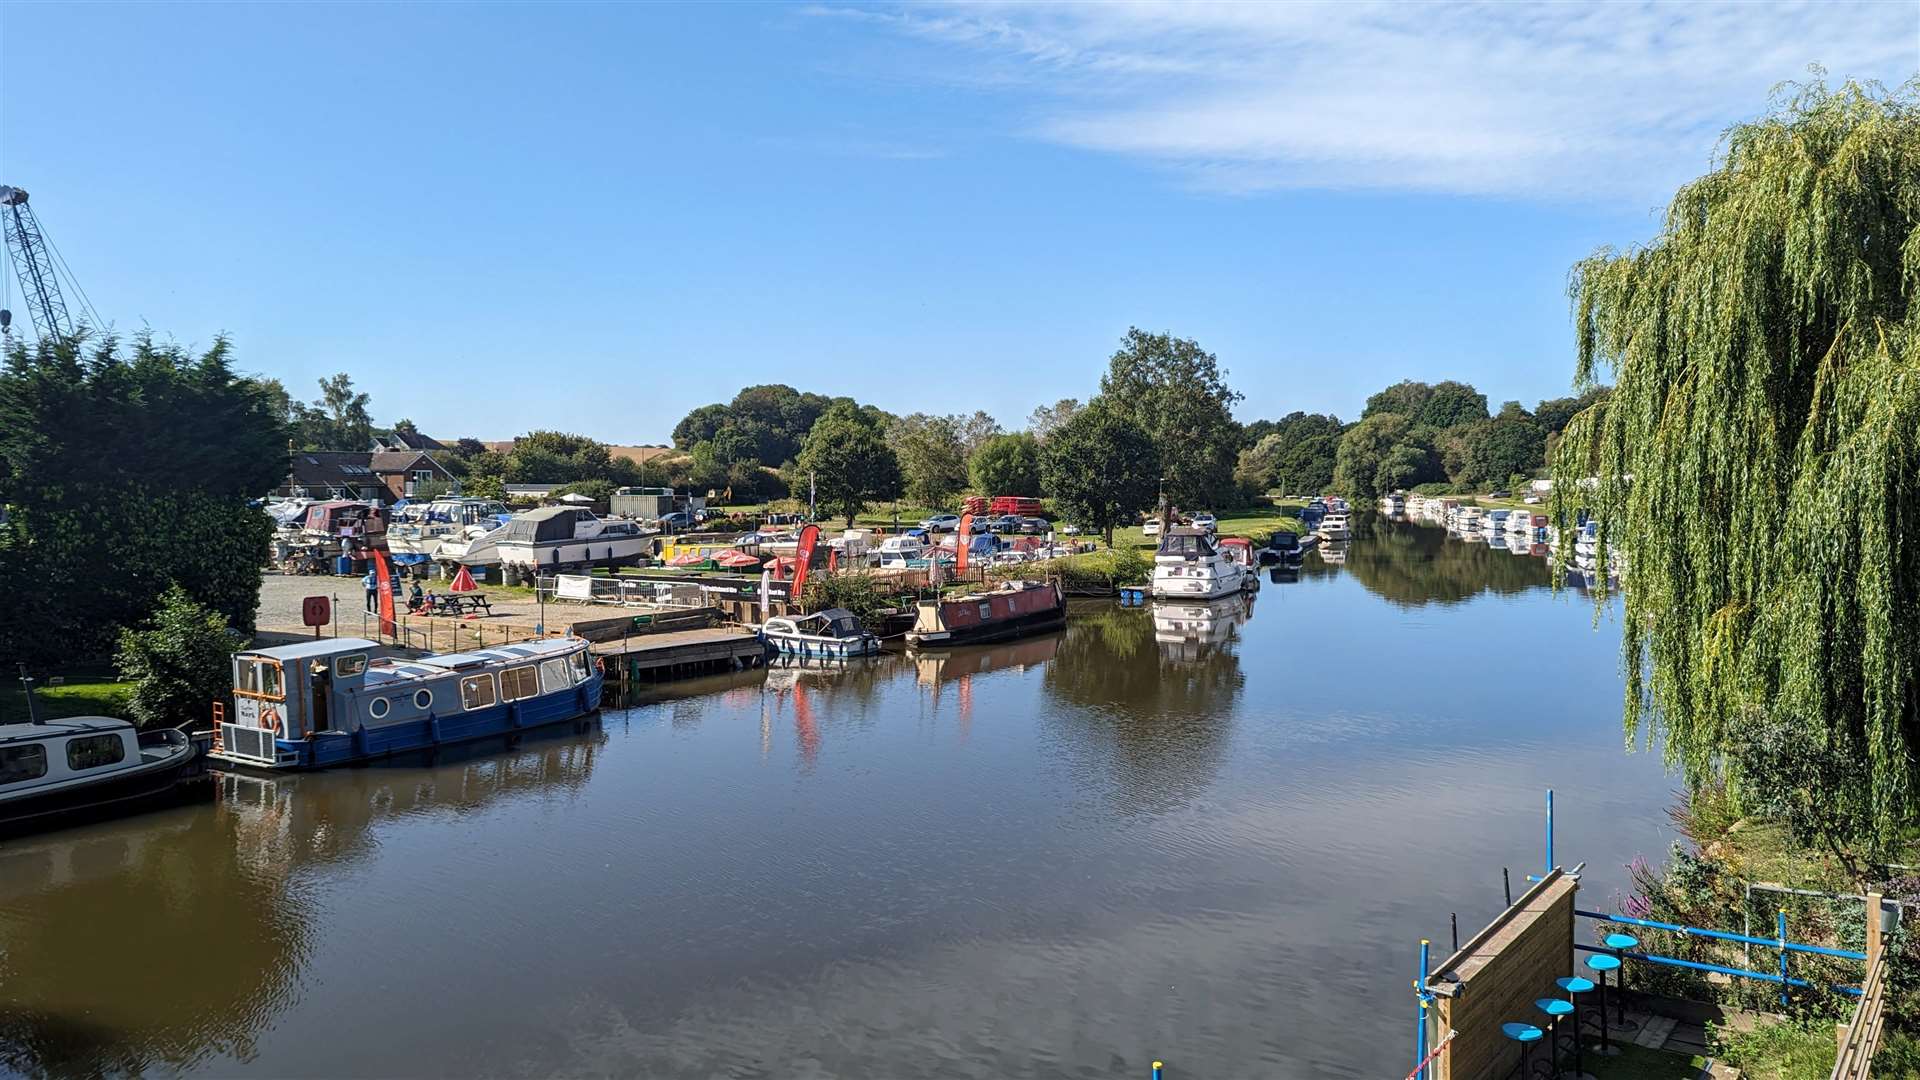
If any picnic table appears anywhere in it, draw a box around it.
[424,593,491,617]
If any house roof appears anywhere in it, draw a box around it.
[372,430,447,453]
[369,451,453,477]
[287,451,379,491]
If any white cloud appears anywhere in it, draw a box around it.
[812,0,1920,199]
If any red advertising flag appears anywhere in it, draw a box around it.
[372,548,398,638]
[790,524,820,596]
[954,513,974,574]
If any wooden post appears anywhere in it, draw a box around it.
[1865,891,1884,962]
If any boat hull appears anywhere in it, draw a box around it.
[762,634,882,659]
[0,740,212,837]
[211,676,603,771]
[906,607,1065,648]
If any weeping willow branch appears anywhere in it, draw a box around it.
[1549,76,1920,854]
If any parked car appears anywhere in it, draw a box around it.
[920,513,961,532]
[1142,519,1162,537]
[1489,490,1511,499]
[988,515,1024,534]
[660,511,694,531]
[1060,523,1081,535]
[1191,513,1218,532]
[1019,517,1049,534]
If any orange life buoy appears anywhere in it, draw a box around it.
[595,656,606,675]
[261,706,282,736]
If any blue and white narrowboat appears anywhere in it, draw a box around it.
[759,608,882,658]
[212,637,603,770]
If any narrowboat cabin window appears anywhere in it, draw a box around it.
[260,661,284,698]
[414,689,433,710]
[237,662,259,694]
[66,734,126,771]
[336,653,368,677]
[502,666,539,702]
[978,604,992,619]
[460,674,496,710]
[569,651,591,681]
[237,658,285,699]
[1,744,48,785]
[369,697,391,719]
[539,658,570,695]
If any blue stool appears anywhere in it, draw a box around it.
[1585,954,1622,1055]
[1603,933,1641,1031]
[1502,1022,1544,1079]
[1556,976,1595,1077]
[1534,998,1573,1075]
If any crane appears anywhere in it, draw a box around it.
[1,185,97,340]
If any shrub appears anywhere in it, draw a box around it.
[115,585,245,729]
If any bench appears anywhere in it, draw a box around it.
[424,593,491,617]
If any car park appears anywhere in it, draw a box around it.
[920,514,961,531]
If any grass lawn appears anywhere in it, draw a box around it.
[1,678,134,725]
[1581,1042,1712,1079]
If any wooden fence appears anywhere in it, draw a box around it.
[1830,891,1889,1080]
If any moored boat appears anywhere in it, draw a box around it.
[1151,526,1258,599]
[1,716,211,836]
[210,637,602,770]
[760,608,882,658]
[906,579,1066,648]
[1318,512,1351,541]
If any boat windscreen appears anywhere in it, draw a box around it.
[1157,532,1215,558]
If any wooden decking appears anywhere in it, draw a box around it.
[590,625,766,681]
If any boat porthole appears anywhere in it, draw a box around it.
[369,697,390,719]
[414,689,433,710]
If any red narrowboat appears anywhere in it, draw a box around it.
[906,579,1066,648]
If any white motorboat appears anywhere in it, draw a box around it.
[760,608,882,658]
[386,497,509,557]
[1319,512,1351,541]
[1150,526,1257,600]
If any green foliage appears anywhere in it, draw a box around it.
[1027,398,1081,440]
[409,477,452,500]
[1039,400,1160,546]
[796,401,902,525]
[554,478,614,503]
[1236,412,1343,494]
[799,571,903,630]
[672,385,832,465]
[891,414,970,507]
[0,333,284,666]
[1549,78,1920,852]
[1456,416,1547,488]
[992,545,1151,591]
[258,372,374,450]
[970,432,1041,497]
[1334,413,1442,497]
[1098,328,1244,508]
[1711,1021,1838,1080]
[114,585,245,730]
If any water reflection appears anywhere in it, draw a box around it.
[0,726,603,1078]
[1304,514,1551,605]
[1150,592,1254,660]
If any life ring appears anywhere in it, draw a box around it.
[595,656,606,675]
[261,706,282,736]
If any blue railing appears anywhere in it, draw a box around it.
[1575,908,1866,1001]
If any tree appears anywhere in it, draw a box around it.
[1236,412,1343,494]
[1363,380,1433,420]
[115,585,246,730]
[954,410,1003,456]
[1028,398,1081,440]
[1418,380,1489,429]
[891,414,969,507]
[1098,328,1244,508]
[0,333,286,666]
[315,373,374,449]
[970,432,1041,497]
[796,401,901,525]
[1040,400,1159,547]
[1334,413,1430,499]
[1459,416,1546,488]
[1548,78,1920,853]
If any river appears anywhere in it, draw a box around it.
[0,516,1678,1079]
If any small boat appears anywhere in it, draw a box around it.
[209,636,602,770]
[1,717,211,836]
[1258,530,1305,565]
[906,579,1066,648]
[386,497,510,556]
[760,608,882,658]
[1151,526,1258,599]
[1318,512,1351,541]
[875,534,927,570]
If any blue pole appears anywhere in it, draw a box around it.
[1151,1062,1163,1080]
[1416,938,1431,1080]
[1777,910,1790,1007]
[1546,789,1554,872]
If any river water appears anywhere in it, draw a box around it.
[0,517,1678,1079]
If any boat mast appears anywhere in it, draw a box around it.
[17,664,42,725]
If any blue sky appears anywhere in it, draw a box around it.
[2,2,1914,444]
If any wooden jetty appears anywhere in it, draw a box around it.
[571,608,766,684]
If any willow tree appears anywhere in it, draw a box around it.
[1549,79,1920,854]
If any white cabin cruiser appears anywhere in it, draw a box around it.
[386,497,509,556]
[490,507,652,575]
[1,717,210,836]
[1150,526,1257,600]
[1319,512,1351,541]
